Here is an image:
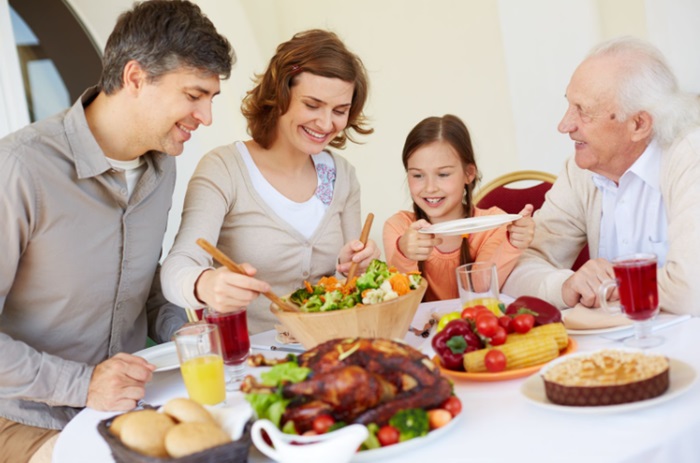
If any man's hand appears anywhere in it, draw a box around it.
[397,219,443,262]
[562,258,616,307]
[86,353,156,411]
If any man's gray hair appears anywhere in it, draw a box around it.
[588,36,700,147]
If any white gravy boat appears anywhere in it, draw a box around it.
[251,419,369,463]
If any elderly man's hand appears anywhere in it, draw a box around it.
[86,353,155,411]
[562,258,616,307]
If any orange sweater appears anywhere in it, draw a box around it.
[383,208,523,301]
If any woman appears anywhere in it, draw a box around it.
[162,29,379,333]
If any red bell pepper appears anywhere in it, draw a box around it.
[505,295,561,326]
[431,319,483,371]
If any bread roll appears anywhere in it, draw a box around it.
[162,397,215,424]
[164,421,232,458]
[119,409,175,458]
[109,411,133,438]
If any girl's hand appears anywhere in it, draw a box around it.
[337,239,381,275]
[508,204,535,249]
[398,219,442,261]
[194,264,270,313]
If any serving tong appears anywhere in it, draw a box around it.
[196,238,300,313]
[344,212,374,285]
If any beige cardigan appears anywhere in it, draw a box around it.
[503,128,700,316]
[162,143,362,333]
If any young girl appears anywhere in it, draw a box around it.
[383,114,534,301]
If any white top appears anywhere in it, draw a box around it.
[106,156,146,199]
[593,139,668,265]
[237,141,334,239]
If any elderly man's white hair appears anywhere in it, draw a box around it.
[587,36,700,147]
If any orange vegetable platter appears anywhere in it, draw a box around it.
[432,300,576,381]
[434,337,577,382]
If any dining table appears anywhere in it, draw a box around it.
[52,299,700,463]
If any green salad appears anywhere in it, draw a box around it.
[287,259,422,313]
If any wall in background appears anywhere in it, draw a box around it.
[61,0,700,257]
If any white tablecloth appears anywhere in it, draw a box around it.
[53,301,700,463]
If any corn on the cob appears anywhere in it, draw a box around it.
[463,336,559,372]
[507,322,568,350]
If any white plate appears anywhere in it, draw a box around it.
[565,313,689,336]
[566,324,633,336]
[418,214,521,236]
[351,411,462,462]
[133,341,179,372]
[520,356,697,414]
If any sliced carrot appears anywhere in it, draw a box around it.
[389,273,411,296]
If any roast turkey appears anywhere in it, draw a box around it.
[242,338,452,433]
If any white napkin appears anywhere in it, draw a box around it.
[561,304,633,330]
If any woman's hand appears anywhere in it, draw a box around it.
[194,264,270,313]
[337,239,382,275]
[507,204,535,249]
[397,219,442,262]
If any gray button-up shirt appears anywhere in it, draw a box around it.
[0,87,186,429]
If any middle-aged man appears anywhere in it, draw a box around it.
[504,36,700,315]
[0,1,234,461]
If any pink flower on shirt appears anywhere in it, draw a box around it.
[315,163,336,205]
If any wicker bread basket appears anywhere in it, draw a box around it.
[97,414,252,463]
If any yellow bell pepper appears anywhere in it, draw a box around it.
[436,311,462,332]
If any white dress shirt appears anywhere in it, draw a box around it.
[593,139,668,265]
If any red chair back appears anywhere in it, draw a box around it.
[474,170,589,271]
[476,181,553,214]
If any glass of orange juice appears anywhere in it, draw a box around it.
[455,262,503,316]
[173,324,226,406]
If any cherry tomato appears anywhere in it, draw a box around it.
[484,349,507,372]
[312,414,335,434]
[498,315,513,333]
[512,313,536,334]
[377,425,400,446]
[461,307,479,321]
[441,396,462,417]
[428,409,452,430]
[489,325,507,346]
[475,313,499,338]
[461,305,490,321]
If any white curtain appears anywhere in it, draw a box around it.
[0,0,29,138]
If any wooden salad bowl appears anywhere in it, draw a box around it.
[270,279,428,349]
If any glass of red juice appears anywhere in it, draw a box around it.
[204,308,250,387]
[599,253,663,348]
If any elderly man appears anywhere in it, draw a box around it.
[503,37,700,315]
[0,1,234,461]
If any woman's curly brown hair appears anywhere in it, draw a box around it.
[241,29,373,150]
